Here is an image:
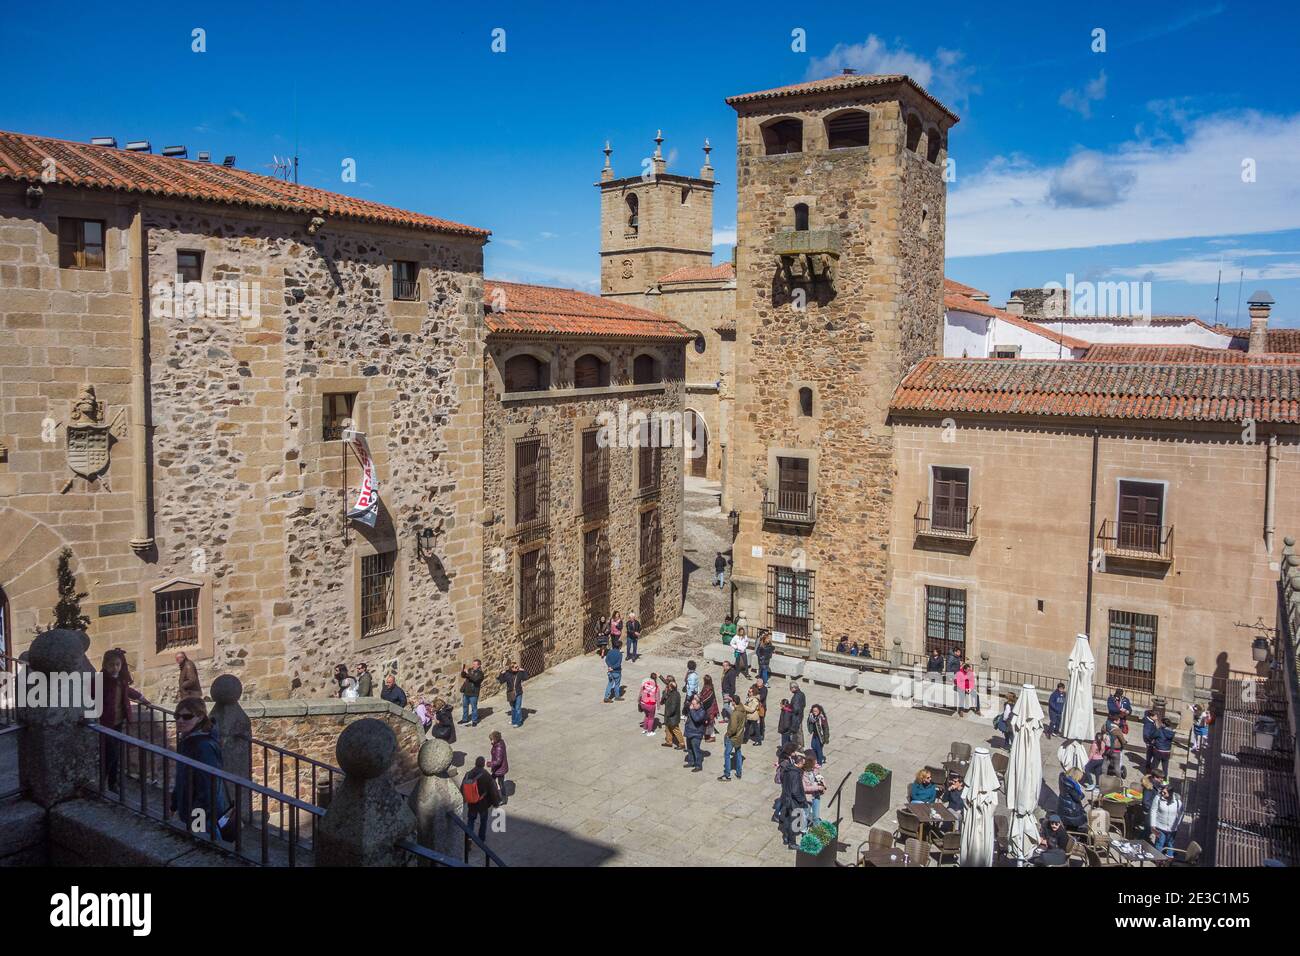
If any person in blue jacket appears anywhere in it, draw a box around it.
[603,640,624,703]
[1107,688,1133,734]
[1150,718,1177,778]
[908,769,938,803]
[1047,682,1067,739]
[1056,768,1089,830]
[1141,708,1160,771]
[172,697,230,839]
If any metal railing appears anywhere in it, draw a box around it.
[447,810,508,866]
[0,724,22,800]
[914,500,978,540]
[90,723,321,866]
[1097,519,1174,562]
[393,278,420,301]
[762,489,816,525]
[397,837,468,867]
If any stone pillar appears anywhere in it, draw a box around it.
[209,674,252,821]
[17,629,97,808]
[1181,656,1197,707]
[809,622,822,659]
[890,638,902,669]
[315,719,416,867]
[408,738,465,858]
[736,610,748,635]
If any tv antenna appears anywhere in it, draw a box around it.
[265,155,294,181]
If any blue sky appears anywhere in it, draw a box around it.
[3,1,1299,325]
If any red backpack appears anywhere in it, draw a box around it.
[462,775,484,805]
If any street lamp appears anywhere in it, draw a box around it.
[415,526,436,561]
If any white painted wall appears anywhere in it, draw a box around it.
[943,308,1088,359]
[944,309,989,358]
[1044,320,1233,348]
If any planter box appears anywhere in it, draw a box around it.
[851,772,892,827]
[795,840,838,867]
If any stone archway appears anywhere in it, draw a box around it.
[0,507,72,652]
[684,409,709,479]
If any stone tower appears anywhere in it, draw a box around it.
[724,73,958,651]
[597,133,715,300]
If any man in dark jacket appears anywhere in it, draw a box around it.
[1141,709,1159,771]
[753,678,768,746]
[625,612,642,662]
[714,552,727,588]
[789,682,806,749]
[1107,688,1132,734]
[176,652,202,703]
[381,674,407,708]
[683,695,708,772]
[430,699,456,744]
[462,756,500,843]
[660,676,684,750]
[498,663,528,727]
[720,661,738,700]
[778,752,809,848]
[459,659,484,726]
[603,641,624,703]
[1047,683,1066,739]
[355,662,373,697]
[1150,719,1176,778]
[925,650,944,674]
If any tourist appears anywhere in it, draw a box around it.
[996,693,1015,749]
[381,674,408,708]
[660,674,685,750]
[1149,783,1183,857]
[99,648,147,791]
[777,751,809,849]
[742,684,762,744]
[429,697,456,743]
[459,659,484,726]
[756,633,774,684]
[944,648,962,675]
[789,681,807,749]
[1084,732,1107,784]
[719,613,737,646]
[1190,704,1211,754]
[489,730,509,804]
[625,611,642,662]
[461,755,500,843]
[684,693,708,772]
[603,639,624,703]
[610,611,624,646]
[1038,814,1069,853]
[720,660,739,702]
[1150,717,1176,778]
[1141,708,1159,771]
[806,703,830,766]
[835,636,850,655]
[753,677,769,746]
[684,660,701,701]
[339,675,357,700]
[414,697,431,731]
[731,626,751,676]
[700,674,719,740]
[177,651,202,702]
[1047,682,1066,739]
[908,769,938,804]
[955,663,976,716]
[355,662,373,697]
[1056,768,1089,830]
[333,664,350,696]
[594,615,610,658]
[497,661,528,727]
[849,642,861,657]
[942,775,965,825]
[803,748,827,823]
[172,697,230,838]
[1107,687,1132,735]
[638,672,659,736]
[719,694,747,781]
[714,552,728,588]
[777,699,797,752]
[1139,769,1167,839]
[926,649,944,675]
[1104,719,1126,778]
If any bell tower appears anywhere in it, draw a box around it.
[597,133,716,300]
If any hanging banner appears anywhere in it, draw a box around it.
[343,429,380,527]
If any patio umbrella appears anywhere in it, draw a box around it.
[1006,683,1044,863]
[1058,633,1096,772]
[959,746,1000,867]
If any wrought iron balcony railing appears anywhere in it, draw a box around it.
[762,489,816,525]
[914,500,978,541]
[1097,519,1174,563]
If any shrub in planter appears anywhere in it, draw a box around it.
[852,764,892,826]
[858,763,889,787]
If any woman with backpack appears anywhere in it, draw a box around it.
[638,673,659,736]
[461,755,501,843]
[172,697,231,839]
[996,693,1015,749]
[806,703,830,766]
[594,615,610,658]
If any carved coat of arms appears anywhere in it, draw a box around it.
[65,384,112,480]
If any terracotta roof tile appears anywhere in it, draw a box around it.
[726,73,959,123]
[0,129,489,238]
[659,262,735,284]
[1213,327,1300,353]
[483,281,692,340]
[944,293,1092,351]
[890,356,1300,424]
[943,277,987,299]
[1080,344,1298,365]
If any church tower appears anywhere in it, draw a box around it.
[724,72,958,651]
[597,133,716,299]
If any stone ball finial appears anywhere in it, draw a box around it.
[1284,536,1296,548]
[210,674,243,705]
[28,629,89,674]
[335,718,396,780]
[417,738,454,777]
[1184,656,1195,667]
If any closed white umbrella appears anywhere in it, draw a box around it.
[1007,683,1044,863]
[959,746,1000,867]
[1058,633,1096,772]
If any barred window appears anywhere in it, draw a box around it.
[393,260,420,301]
[360,551,396,638]
[1107,610,1157,693]
[514,436,549,530]
[639,508,662,576]
[581,428,609,514]
[583,528,610,600]
[155,588,200,653]
[637,429,661,495]
[925,585,966,657]
[519,547,552,630]
[176,250,203,283]
[322,392,356,441]
[767,566,814,642]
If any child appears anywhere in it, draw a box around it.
[1190,704,1211,754]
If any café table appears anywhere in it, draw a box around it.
[861,847,926,867]
[912,802,958,838]
[1107,837,1168,867]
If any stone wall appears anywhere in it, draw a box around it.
[599,170,714,298]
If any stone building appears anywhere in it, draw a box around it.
[722,73,958,651]
[479,280,689,676]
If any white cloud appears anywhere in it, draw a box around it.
[1107,248,1300,284]
[806,36,974,111]
[948,110,1300,257]
[713,225,736,247]
[1059,70,1107,119]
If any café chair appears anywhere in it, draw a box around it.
[933,828,961,866]
[1168,841,1201,866]
[947,741,972,764]
[895,806,925,844]
[904,836,931,866]
[867,827,893,850]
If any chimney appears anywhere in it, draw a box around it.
[1247,290,1275,353]
[970,292,990,303]
[652,130,666,177]
[1005,295,1025,316]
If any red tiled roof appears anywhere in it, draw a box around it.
[944,293,1092,351]
[483,281,692,340]
[1214,327,1300,353]
[726,73,959,123]
[0,129,489,238]
[659,262,735,284]
[890,356,1300,424]
[943,277,987,299]
[1080,344,1299,365]
[1030,314,1216,329]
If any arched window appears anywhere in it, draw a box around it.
[633,353,662,385]
[574,353,610,389]
[926,129,941,164]
[825,109,871,149]
[798,387,814,417]
[762,118,803,156]
[504,354,550,392]
[905,115,922,153]
[625,193,639,236]
[794,203,810,232]
[693,334,706,355]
